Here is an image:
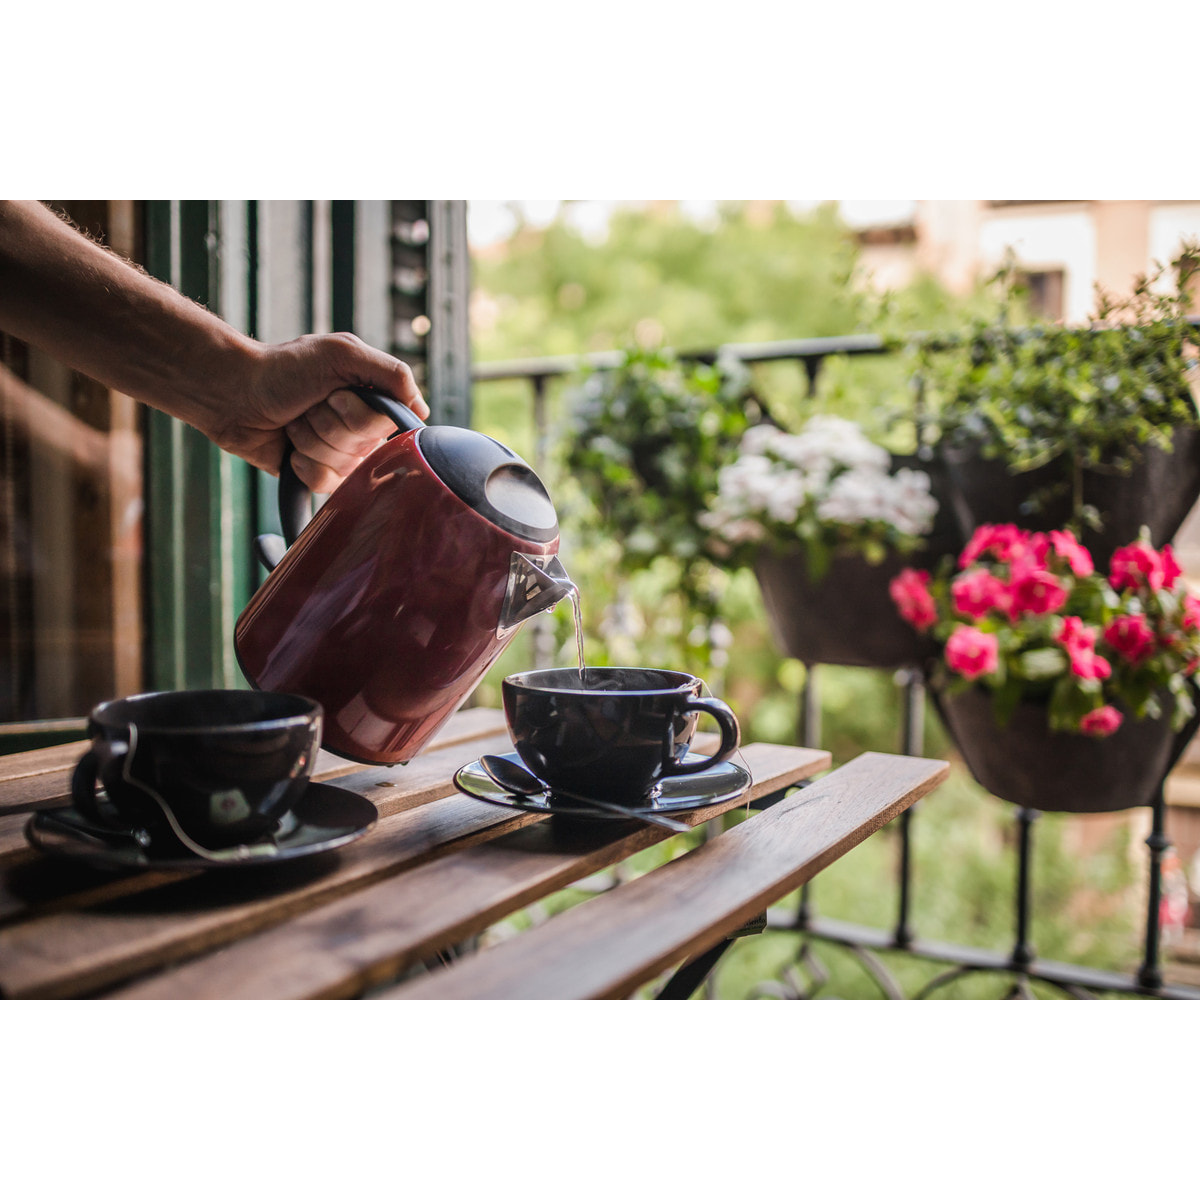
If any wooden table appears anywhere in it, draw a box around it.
[0,708,948,1000]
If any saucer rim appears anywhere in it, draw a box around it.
[26,781,377,871]
[453,751,752,819]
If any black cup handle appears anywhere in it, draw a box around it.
[274,385,427,551]
[71,740,129,825]
[668,697,741,777]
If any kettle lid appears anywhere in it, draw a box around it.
[418,426,558,543]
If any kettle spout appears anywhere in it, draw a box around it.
[498,553,576,634]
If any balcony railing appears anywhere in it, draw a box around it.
[470,335,1199,1000]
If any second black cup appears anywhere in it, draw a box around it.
[72,689,323,851]
[502,667,740,806]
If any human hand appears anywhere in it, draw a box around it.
[210,331,431,494]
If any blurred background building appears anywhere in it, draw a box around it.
[845,199,1200,321]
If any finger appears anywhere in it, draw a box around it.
[289,449,358,496]
[332,338,430,420]
[308,392,394,454]
[325,388,408,444]
[285,414,367,479]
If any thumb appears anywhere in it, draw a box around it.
[331,335,430,421]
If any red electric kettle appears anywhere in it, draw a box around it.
[234,387,572,765]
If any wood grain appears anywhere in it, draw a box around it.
[0,705,508,816]
[0,713,529,997]
[386,751,949,1001]
[0,739,89,784]
[107,743,828,999]
[0,776,545,998]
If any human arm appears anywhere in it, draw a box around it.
[0,200,429,493]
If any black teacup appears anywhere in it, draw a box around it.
[71,690,323,851]
[502,667,740,806]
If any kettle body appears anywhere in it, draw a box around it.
[235,390,566,765]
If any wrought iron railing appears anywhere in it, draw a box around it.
[470,335,1200,1000]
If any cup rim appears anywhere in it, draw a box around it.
[503,666,700,697]
[89,689,321,736]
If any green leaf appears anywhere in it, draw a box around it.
[1016,647,1069,681]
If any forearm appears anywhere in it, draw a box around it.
[0,200,259,437]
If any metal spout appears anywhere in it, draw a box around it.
[498,553,575,634]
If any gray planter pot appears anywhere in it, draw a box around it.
[931,684,1200,814]
[751,451,963,670]
[940,424,1200,566]
[754,547,938,669]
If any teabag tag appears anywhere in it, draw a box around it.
[498,553,576,635]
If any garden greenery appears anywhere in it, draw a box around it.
[561,347,759,589]
[921,245,1200,525]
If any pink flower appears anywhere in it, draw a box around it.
[1109,542,1166,592]
[1103,613,1156,665]
[1008,563,1069,616]
[950,569,1010,619]
[1032,530,1094,577]
[1080,705,1124,737]
[889,568,938,631]
[1183,593,1200,632]
[1055,616,1112,680]
[959,524,1030,569]
[1073,651,1112,681]
[1161,543,1183,588]
[1055,615,1091,652]
[944,625,1000,679]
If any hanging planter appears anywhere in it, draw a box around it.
[755,546,936,669]
[891,523,1200,812]
[703,418,959,669]
[922,244,1200,565]
[753,450,961,668]
[931,684,1200,813]
[940,424,1200,568]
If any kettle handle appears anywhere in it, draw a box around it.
[276,386,426,549]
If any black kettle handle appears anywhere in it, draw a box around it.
[276,386,426,548]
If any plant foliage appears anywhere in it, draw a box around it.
[920,246,1200,523]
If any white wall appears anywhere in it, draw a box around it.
[977,208,1097,323]
[1148,203,1200,280]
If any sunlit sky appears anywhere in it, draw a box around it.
[465,199,918,249]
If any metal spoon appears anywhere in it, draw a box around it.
[479,754,691,834]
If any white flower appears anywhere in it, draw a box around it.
[739,424,787,456]
[884,468,938,536]
[704,415,938,546]
[816,467,891,525]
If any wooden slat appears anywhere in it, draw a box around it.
[0,748,550,998]
[107,743,828,999]
[0,725,518,930]
[0,740,89,785]
[0,705,508,816]
[387,751,949,1001]
[0,726,523,924]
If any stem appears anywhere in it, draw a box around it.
[1070,450,1084,534]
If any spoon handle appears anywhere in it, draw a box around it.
[478,755,691,834]
[572,795,691,833]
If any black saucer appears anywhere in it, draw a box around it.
[26,782,377,871]
[453,751,752,819]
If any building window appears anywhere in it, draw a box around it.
[1017,269,1066,321]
